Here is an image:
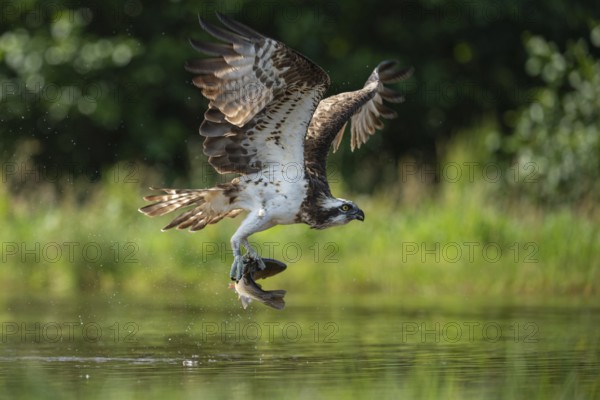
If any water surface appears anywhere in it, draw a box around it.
[1,292,598,399]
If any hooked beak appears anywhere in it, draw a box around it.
[354,208,365,222]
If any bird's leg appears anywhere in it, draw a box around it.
[242,239,266,271]
[229,210,273,281]
[229,237,245,281]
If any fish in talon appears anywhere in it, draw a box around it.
[229,258,287,310]
[252,258,287,280]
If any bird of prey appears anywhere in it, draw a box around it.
[139,13,412,281]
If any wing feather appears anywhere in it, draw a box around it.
[188,39,238,57]
[197,17,252,45]
[344,61,413,152]
[186,13,330,175]
[304,60,412,178]
[215,13,264,40]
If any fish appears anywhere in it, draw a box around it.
[229,257,287,310]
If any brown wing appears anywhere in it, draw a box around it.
[340,61,413,152]
[186,13,330,175]
[304,61,412,177]
[304,61,413,179]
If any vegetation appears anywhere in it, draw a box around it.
[498,24,600,205]
[1,132,597,301]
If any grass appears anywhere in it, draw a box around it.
[0,134,598,302]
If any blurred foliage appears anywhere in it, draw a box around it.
[499,24,600,205]
[1,134,598,298]
[1,0,599,194]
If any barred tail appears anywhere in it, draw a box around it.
[138,186,242,231]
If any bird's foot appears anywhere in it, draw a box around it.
[229,255,245,282]
[230,253,267,281]
[244,252,266,272]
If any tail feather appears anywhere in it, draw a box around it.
[162,204,205,230]
[139,186,241,231]
[140,188,207,217]
[140,197,204,217]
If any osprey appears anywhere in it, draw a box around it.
[140,14,412,281]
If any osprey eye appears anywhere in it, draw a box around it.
[340,204,351,212]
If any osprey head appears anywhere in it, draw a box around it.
[312,197,365,229]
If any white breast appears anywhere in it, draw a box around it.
[237,165,307,225]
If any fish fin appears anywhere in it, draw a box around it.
[262,298,285,310]
[261,290,286,310]
[239,295,252,309]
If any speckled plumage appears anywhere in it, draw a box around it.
[139,13,412,279]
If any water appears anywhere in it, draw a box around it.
[1,293,598,399]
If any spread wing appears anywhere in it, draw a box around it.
[186,13,330,175]
[304,61,413,177]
